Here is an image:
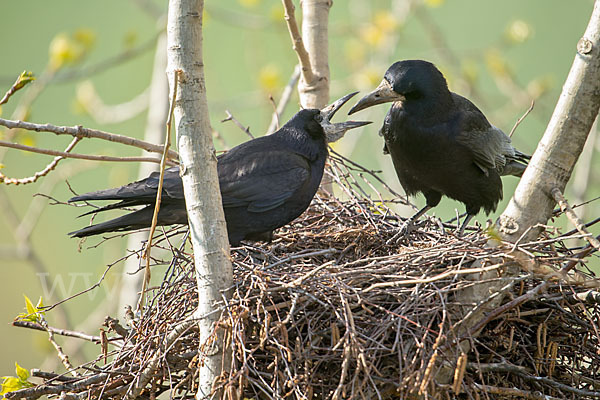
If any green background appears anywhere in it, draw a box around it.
[0,0,597,378]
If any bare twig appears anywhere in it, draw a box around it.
[509,100,535,137]
[0,117,179,160]
[12,320,102,343]
[137,69,180,313]
[552,187,600,250]
[281,0,315,84]
[0,137,80,185]
[221,110,255,139]
[0,140,169,185]
[267,65,301,134]
[0,71,35,106]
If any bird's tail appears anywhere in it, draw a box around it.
[68,207,155,238]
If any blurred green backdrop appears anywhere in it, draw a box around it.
[0,0,597,378]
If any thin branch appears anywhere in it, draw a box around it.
[267,64,301,134]
[126,317,197,399]
[509,100,535,137]
[137,69,180,313]
[0,140,166,182]
[221,110,255,139]
[281,0,315,84]
[0,117,179,160]
[40,318,79,377]
[12,320,102,344]
[0,71,35,106]
[552,187,600,250]
[0,137,80,185]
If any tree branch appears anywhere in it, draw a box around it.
[281,0,315,85]
[12,320,101,343]
[552,187,600,250]
[267,64,300,134]
[0,117,179,160]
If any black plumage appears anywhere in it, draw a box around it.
[69,93,370,245]
[348,60,530,233]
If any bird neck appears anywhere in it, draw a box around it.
[276,126,327,162]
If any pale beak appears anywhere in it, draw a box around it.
[319,92,372,143]
[348,79,403,115]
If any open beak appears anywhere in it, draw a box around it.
[348,79,403,115]
[320,92,372,143]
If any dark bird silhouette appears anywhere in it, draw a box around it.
[69,92,370,245]
[348,60,529,234]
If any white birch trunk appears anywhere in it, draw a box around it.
[298,0,332,109]
[167,1,233,399]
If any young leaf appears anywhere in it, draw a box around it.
[23,295,36,315]
[14,363,29,382]
[0,377,22,396]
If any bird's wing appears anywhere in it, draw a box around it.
[453,94,516,175]
[131,166,184,200]
[218,149,310,213]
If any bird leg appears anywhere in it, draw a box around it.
[387,205,432,244]
[457,214,474,235]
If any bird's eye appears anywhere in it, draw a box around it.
[315,114,324,123]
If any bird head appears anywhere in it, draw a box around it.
[297,92,372,143]
[348,60,449,115]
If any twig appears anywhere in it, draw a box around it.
[509,100,535,137]
[221,110,255,139]
[0,137,80,185]
[465,239,586,337]
[5,370,127,399]
[472,383,562,399]
[39,318,79,377]
[0,117,179,160]
[0,139,164,165]
[364,262,506,292]
[12,320,101,343]
[126,317,197,399]
[0,71,35,106]
[552,187,600,250]
[281,0,315,84]
[137,69,180,313]
[267,65,301,134]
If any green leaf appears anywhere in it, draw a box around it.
[23,295,36,315]
[0,377,22,396]
[16,295,44,323]
[14,363,28,382]
[35,297,44,310]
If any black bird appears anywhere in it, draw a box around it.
[69,92,370,245]
[348,60,529,234]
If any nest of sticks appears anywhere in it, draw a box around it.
[8,153,600,400]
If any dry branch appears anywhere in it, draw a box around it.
[0,118,179,160]
[281,0,315,85]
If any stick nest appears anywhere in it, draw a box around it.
[10,154,600,400]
